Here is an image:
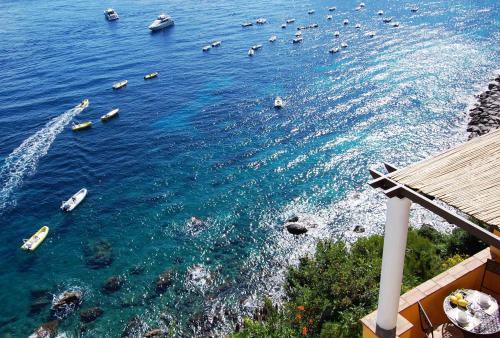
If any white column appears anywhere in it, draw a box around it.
[376,197,411,335]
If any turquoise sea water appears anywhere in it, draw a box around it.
[0,0,498,336]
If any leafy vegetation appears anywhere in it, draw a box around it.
[231,226,486,338]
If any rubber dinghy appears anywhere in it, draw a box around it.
[61,188,87,212]
[21,226,49,251]
[101,108,119,121]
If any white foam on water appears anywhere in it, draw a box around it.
[0,104,84,212]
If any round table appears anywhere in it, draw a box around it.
[443,289,500,336]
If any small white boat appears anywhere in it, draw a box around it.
[328,7,337,11]
[359,3,366,8]
[21,226,49,251]
[256,18,267,24]
[343,19,349,25]
[326,15,333,20]
[383,17,393,23]
[77,99,89,109]
[355,23,361,29]
[212,40,222,47]
[242,22,253,27]
[252,44,263,50]
[367,31,376,37]
[309,23,319,28]
[334,31,340,37]
[308,10,315,14]
[269,35,277,42]
[203,45,211,52]
[61,188,87,212]
[378,10,384,15]
[286,19,296,24]
[101,108,119,121]
[392,22,400,27]
[297,26,306,30]
[248,48,254,56]
[292,37,303,43]
[355,6,362,11]
[295,31,302,37]
[329,47,340,53]
[149,14,174,31]
[281,23,287,28]
[410,6,419,12]
[274,96,283,108]
[341,42,348,48]
[104,8,119,21]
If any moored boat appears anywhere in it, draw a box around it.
[144,72,159,80]
[295,31,302,37]
[329,47,340,53]
[383,17,393,23]
[292,37,303,43]
[378,10,384,15]
[269,35,277,42]
[252,44,263,50]
[274,96,283,108]
[341,42,348,48]
[248,48,254,56]
[328,7,337,11]
[286,19,295,24]
[334,31,340,37]
[101,108,119,121]
[327,15,333,20]
[392,22,400,27]
[112,80,128,89]
[281,23,287,28]
[242,22,253,27]
[308,9,315,14]
[72,121,92,131]
[410,6,419,12]
[256,18,267,24]
[104,8,119,21]
[343,19,349,25]
[203,45,211,52]
[149,14,174,31]
[211,40,222,47]
[355,23,361,29]
[21,226,49,251]
[61,188,87,212]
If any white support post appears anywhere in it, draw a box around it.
[376,197,411,337]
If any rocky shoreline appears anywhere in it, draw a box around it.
[467,73,500,139]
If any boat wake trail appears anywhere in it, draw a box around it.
[0,105,85,212]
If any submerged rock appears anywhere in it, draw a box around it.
[122,316,146,337]
[156,270,174,293]
[29,289,52,316]
[129,264,145,275]
[80,307,103,323]
[103,276,123,294]
[285,222,308,235]
[143,329,165,337]
[29,320,58,338]
[84,239,114,269]
[353,225,365,233]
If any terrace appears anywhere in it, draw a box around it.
[361,129,500,338]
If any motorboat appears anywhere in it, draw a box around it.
[392,22,400,27]
[297,26,306,30]
[355,23,361,29]
[334,31,340,37]
[310,23,319,28]
[212,40,222,47]
[104,8,119,21]
[286,19,295,24]
[341,42,348,48]
[274,96,283,108]
[308,10,315,14]
[367,31,376,37]
[292,37,303,43]
[112,80,128,89]
[77,99,89,109]
[355,6,362,11]
[242,22,253,27]
[378,10,384,15]
[252,44,262,50]
[269,35,277,42]
[72,121,92,131]
[248,48,254,56]
[343,19,349,25]
[101,108,119,121]
[295,31,302,37]
[359,3,366,8]
[149,14,174,31]
[203,45,211,52]
[329,47,339,53]
[21,226,49,251]
[410,6,419,12]
[61,188,87,212]
[281,23,287,28]
[144,72,159,80]
[326,15,333,20]
[383,17,393,23]
[256,18,267,24]
[328,7,337,11]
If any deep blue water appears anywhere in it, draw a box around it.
[0,0,498,336]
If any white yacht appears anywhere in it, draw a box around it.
[326,15,333,20]
[334,31,340,37]
[281,23,287,28]
[292,37,303,43]
[104,8,119,21]
[308,10,315,14]
[383,17,393,23]
[367,31,376,37]
[328,7,337,11]
[149,14,174,31]
[212,40,222,47]
[329,47,340,53]
[286,19,296,24]
[341,42,348,48]
[310,23,319,28]
[203,45,211,52]
[378,10,384,15]
[295,31,302,37]
[252,44,263,50]
[343,19,349,25]
[392,22,400,27]
[274,96,283,108]
[248,48,254,56]
[256,18,267,24]
[269,35,277,42]
[355,6,362,11]
[242,22,253,27]
[355,23,361,29]
[410,6,419,12]
[359,2,366,8]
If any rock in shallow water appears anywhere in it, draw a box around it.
[285,222,308,235]
[29,320,58,338]
[143,328,166,337]
[83,239,114,269]
[80,307,103,323]
[103,276,123,294]
[51,290,83,317]
[122,315,146,337]
[156,270,174,293]
[353,225,365,233]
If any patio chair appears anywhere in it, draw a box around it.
[480,259,500,300]
[418,301,463,338]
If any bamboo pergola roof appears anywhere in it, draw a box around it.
[389,129,500,228]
